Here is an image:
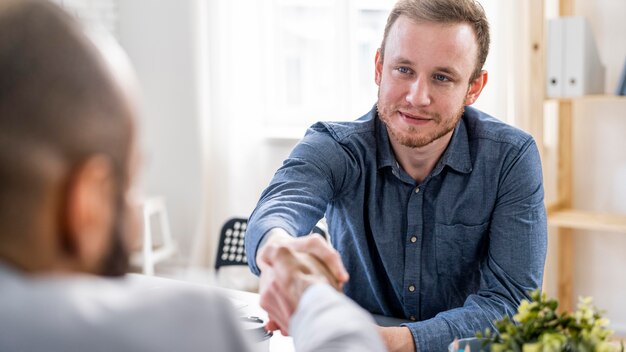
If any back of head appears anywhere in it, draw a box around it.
[0,0,133,249]
[380,0,490,81]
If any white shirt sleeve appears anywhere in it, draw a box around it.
[289,284,387,352]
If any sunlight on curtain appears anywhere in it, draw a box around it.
[262,0,395,131]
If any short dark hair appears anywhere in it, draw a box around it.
[0,0,133,236]
[379,0,490,82]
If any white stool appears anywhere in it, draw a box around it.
[130,197,176,276]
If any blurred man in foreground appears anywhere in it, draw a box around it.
[0,1,385,351]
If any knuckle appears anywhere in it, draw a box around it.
[274,245,293,260]
[321,248,338,261]
[309,234,325,247]
[259,243,275,261]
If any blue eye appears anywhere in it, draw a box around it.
[434,74,449,82]
[397,67,411,74]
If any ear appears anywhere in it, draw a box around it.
[374,49,383,86]
[63,155,115,274]
[464,70,488,106]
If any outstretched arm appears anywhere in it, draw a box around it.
[245,125,358,277]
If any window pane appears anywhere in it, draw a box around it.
[271,1,340,126]
[350,5,390,115]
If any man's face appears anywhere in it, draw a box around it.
[375,17,480,148]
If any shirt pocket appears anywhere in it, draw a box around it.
[434,222,489,277]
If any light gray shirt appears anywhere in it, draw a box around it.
[0,263,385,352]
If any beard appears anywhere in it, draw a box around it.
[377,95,465,149]
[99,201,131,277]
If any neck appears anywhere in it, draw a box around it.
[390,130,453,183]
[0,233,76,275]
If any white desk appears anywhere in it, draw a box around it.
[125,273,295,352]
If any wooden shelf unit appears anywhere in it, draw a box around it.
[548,208,626,233]
[526,0,626,312]
[546,94,626,103]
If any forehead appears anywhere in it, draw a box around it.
[385,16,478,76]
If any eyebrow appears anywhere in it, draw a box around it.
[394,57,414,66]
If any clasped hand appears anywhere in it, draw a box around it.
[257,228,349,335]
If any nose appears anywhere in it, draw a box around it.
[405,77,431,107]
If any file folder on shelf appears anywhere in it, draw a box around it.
[545,17,605,98]
[546,19,564,97]
[616,57,626,96]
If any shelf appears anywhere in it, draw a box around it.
[546,94,626,103]
[548,208,626,233]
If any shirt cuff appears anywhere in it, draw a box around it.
[402,317,454,352]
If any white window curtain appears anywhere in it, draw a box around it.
[206,0,525,142]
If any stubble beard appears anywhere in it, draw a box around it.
[377,98,465,149]
[99,200,131,277]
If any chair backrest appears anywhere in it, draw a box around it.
[215,218,248,271]
[214,218,330,271]
[130,196,177,276]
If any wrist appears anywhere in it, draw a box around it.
[378,326,416,352]
[256,228,293,265]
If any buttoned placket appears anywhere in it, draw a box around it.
[404,181,424,320]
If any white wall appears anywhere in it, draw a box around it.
[53,0,118,35]
[117,0,208,263]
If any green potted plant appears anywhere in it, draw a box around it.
[471,290,625,352]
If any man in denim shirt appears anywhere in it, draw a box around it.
[246,0,547,351]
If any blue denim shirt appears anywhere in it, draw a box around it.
[246,105,547,351]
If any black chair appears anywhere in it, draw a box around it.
[214,218,329,271]
[215,218,249,271]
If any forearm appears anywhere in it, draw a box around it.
[245,130,352,275]
[404,253,542,352]
[402,296,504,352]
[378,326,415,352]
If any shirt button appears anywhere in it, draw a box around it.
[410,236,417,243]
[410,316,416,321]
[414,187,420,193]
[408,285,415,292]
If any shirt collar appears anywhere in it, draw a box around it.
[435,110,473,175]
[375,107,473,175]
[375,111,396,170]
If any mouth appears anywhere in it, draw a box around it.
[398,111,432,125]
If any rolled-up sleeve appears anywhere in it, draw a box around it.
[245,124,357,275]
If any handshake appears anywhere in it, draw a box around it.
[256,228,350,335]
